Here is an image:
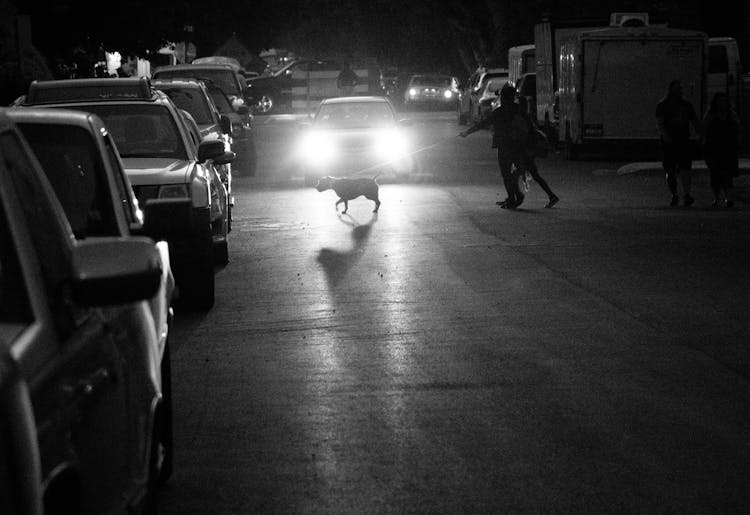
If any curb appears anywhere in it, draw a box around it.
[617,159,750,176]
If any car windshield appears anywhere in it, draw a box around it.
[80,104,187,160]
[410,75,451,86]
[16,123,115,238]
[155,69,240,96]
[159,87,214,125]
[314,102,396,129]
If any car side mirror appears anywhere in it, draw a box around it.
[213,150,236,165]
[219,114,232,134]
[70,238,162,306]
[197,139,226,163]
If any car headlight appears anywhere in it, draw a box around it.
[190,170,211,208]
[158,184,189,199]
[298,130,337,168]
[409,88,418,97]
[443,90,453,99]
[373,129,408,160]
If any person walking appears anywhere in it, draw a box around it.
[459,84,527,208]
[703,91,740,208]
[337,62,359,97]
[517,95,559,208]
[656,79,701,206]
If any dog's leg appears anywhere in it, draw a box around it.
[366,192,381,213]
[342,200,349,214]
[335,198,344,211]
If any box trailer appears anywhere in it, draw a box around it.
[508,44,535,88]
[557,26,707,157]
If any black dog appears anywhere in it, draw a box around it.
[315,176,380,214]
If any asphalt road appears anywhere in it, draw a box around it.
[159,111,750,513]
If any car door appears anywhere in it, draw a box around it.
[0,129,134,513]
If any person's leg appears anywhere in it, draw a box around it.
[709,167,722,205]
[678,143,693,206]
[662,144,679,205]
[497,151,518,206]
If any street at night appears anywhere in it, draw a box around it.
[157,112,750,512]
[3,1,750,513]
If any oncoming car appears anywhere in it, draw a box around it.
[296,96,414,186]
[403,74,459,109]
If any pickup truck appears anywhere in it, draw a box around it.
[0,107,168,514]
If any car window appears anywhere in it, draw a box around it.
[159,88,214,125]
[17,123,116,239]
[81,104,187,160]
[103,134,139,225]
[519,75,536,97]
[0,132,69,294]
[483,78,508,95]
[315,102,396,129]
[0,169,32,324]
[208,87,233,114]
[410,76,452,86]
[154,69,240,97]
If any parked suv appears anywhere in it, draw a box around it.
[0,107,166,513]
[20,77,234,310]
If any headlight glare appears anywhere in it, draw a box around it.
[299,130,337,167]
[373,129,408,160]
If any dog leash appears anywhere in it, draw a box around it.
[348,134,463,178]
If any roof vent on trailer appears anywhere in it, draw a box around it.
[609,12,649,27]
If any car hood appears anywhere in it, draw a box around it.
[121,158,193,186]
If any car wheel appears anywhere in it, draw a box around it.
[457,105,467,125]
[180,242,215,311]
[214,239,229,267]
[256,94,274,114]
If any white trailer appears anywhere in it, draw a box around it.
[508,44,535,88]
[558,26,707,157]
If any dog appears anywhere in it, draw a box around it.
[315,176,380,214]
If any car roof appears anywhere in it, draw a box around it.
[152,78,206,89]
[320,96,391,105]
[6,107,107,132]
[25,77,154,105]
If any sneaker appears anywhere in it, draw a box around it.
[670,195,680,207]
[545,195,560,208]
[496,199,510,207]
[683,195,694,207]
[514,192,525,208]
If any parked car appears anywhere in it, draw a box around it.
[20,77,234,310]
[457,67,508,124]
[478,76,511,119]
[151,63,251,127]
[245,58,341,114]
[0,107,166,513]
[205,82,258,177]
[151,79,239,190]
[402,74,459,110]
[296,96,414,186]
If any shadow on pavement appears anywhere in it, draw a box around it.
[317,212,377,286]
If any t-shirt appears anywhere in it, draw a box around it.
[655,98,697,142]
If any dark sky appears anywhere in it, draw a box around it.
[11,0,750,74]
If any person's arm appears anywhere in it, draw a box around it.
[655,103,671,143]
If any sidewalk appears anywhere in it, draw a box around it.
[618,158,750,175]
